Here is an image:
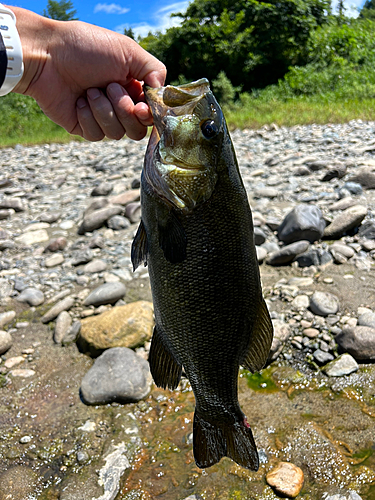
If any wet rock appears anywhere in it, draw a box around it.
[322,353,359,377]
[78,205,123,234]
[277,204,326,244]
[54,311,72,344]
[323,205,367,239]
[38,211,61,223]
[80,347,152,404]
[269,320,292,360]
[45,253,64,267]
[16,287,45,306]
[0,465,39,500]
[83,259,107,274]
[61,320,81,345]
[44,236,67,252]
[266,461,304,498]
[15,229,49,246]
[267,240,310,266]
[58,475,103,500]
[125,201,141,223]
[310,291,339,316]
[109,189,140,206]
[358,311,375,329]
[0,310,15,328]
[0,330,12,354]
[336,326,375,360]
[91,182,113,197]
[79,300,153,355]
[83,282,126,307]
[41,296,75,323]
[313,349,334,364]
[107,215,130,230]
[0,198,25,212]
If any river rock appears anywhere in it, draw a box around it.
[124,202,141,223]
[38,211,61,223]
[359,221,375,240]
[313,349,334,364]
[336,326,375,360]
[83,282,126,307]
[53,311,72,344]
[323,205,367,239]
[269,320,292,361]
[45,253,64,268]
[61,320,81,345]
[277,204,326,244]
[0,198,25,212]
[41,296,75,323]
[15,229,49,246]
[310,291,339,316]
[358,311,375,329]
[266,240,310,266]
[71,249,93,266]
[83,259,107,274]
[16,288,45,307]
[349,170,375,189]
[79,300,154,355]
[330,243,355,259]
[80,347,152,404]
[296,248,333,268]
[78,205,123,234]
[322,353,359,377]
[256,246,267,262]
[291,295,309,310]
[91,182,113,197]
[266,461,304,498]
[324,492,363,500]
[109,189,140,206]
[0,330,12,354]
[44,237,67,252]
[254,227,267,245]
[0,310,15,328]
[107,215,130,230]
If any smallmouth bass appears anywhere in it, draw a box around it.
[132,79,273,470]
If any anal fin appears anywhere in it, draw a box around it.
[242,298,273,373]
[193,412,259,470]
[148,325,182,390]
[131,220,148,271]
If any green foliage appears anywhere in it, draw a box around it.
[42,0,78,21]
[360,0,375,20]
[211,72,241,107]
[124,27,135,39]
[139,0,331,91]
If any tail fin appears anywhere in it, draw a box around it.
[193,412,259,470]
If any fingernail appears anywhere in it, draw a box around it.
[107,83,125,99]
[87,88,101,100]
[77,97,87,109]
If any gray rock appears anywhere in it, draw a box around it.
[124,202,141,223]
[254,187,278,198]
[38,211,61,223]
[313,349,334,364]
[359,221,375,240]
[0,330,12,354]
[256,246,267,262]
[71,249,93,266]
[15,229,49,246]
[310,291,339,316]
[336,326,375,360]
[0,310,15,328]
[44,237,67,252]
[54,311,72,344]
[358,311,375,329]
[41,296,75,324]
[91,182,113,197]
[45,253,64,268]
[0,240,14,250]
[330,243,355,259]
[78,205,123,234]
[342,182,363,195]
[16,288,45,307]
[324,491,362,500]
[323,205,367,239]
[349,170,375,189]
[296,248,333,268]
[83,282,126,307]
[269,320,292,361]
[277,204,326,244]
[322,353,359,377]
[266,240,310,266]
[321,163,347,181]
[107,215,130,230]
[254,227,267,246]
[80,347,152,404]
[62,320,81,345]
[0,198,25,212]
[83,259,107,274]
[0,209,13,220]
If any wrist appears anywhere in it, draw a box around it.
[0,4,23,95]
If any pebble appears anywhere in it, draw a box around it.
[336,326,375,360]
[4,356,25,369]
[291,295,309,310]
[303,328,320,338]
[266,461,304,498]
[83,259,107,274]
[83,282,126,307]
[80,347,152,404]
[61,320,81,345]
[78,205,123,234]
[17,288,45,307]
[269,320,292,361]
[10,369,35,377]
[266,240,310,266]
[324,492,363,500]
[310,291,340,316]
[45,253,65,267]
[313,349,334,364]
[0,330,12,354]
[41,296,75,323]
[358,311,375,329]
[15,229,49,246]
[277,204,326,244]
[323,205,367,239]
[53,311,72,344]
[0,310,16,328]
[322,353,359,377]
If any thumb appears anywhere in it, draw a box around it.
[127,40,166,88]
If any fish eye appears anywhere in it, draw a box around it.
[201,120,218,139]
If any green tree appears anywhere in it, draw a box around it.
[139,0,331,91]
[42,0,78,21]
[360,0,375,19]
[124,27,135,39]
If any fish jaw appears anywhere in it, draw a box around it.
[143,80,224,212]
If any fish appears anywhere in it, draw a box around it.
[131,78,273,470]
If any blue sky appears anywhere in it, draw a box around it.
[10,0,367,38]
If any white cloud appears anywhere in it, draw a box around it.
[331,0,365,17]
[94,3,130,15]
[115,1,189,38]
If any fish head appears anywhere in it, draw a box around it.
[144,79,224,212]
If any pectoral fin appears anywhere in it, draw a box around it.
[148,325,182,390]
[131,220,148,271]
[241,298,273,373]
[158,211,187,264]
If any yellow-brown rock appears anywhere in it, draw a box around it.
[79,301,154,356]
[266,461,304,498]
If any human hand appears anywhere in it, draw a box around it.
[9,7,166,141]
